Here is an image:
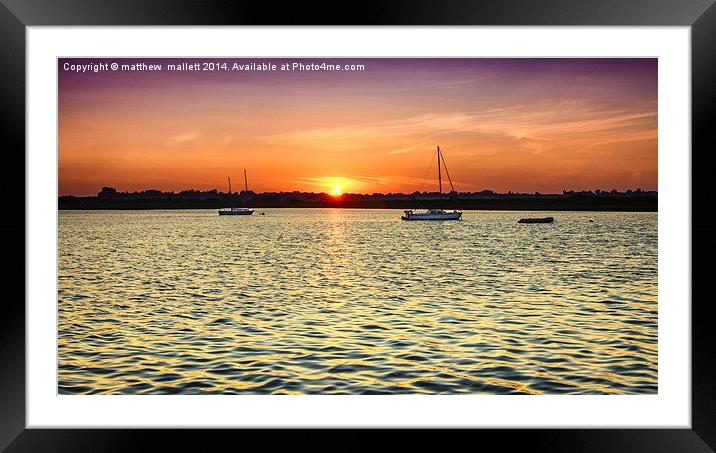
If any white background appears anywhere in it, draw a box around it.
[27,27,690,428]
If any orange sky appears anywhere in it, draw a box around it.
[59,58,657,196]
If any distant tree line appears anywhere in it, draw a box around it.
[57,186,657,211]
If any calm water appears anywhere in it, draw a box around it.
[58,209,657,395]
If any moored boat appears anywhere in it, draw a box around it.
[218,207,254,216]
[402,208,462,220]
[219,170,254,216]
[401,146,463,221]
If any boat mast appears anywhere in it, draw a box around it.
[437,146,442,196]
[440,152,456,193]
[244,169,248,192]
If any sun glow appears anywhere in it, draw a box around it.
[330,185,343,197]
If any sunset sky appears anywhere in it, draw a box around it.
[58,58,657,196]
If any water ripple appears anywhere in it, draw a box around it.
[58,209,657,394]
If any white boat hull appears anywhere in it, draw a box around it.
[401,211,462,221]
[218,209,254,216]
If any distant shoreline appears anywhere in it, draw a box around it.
[59,187,657,211]
[58,197,657,212]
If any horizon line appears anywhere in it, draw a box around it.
[59,186,658,197]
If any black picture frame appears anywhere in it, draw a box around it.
[2,0,713,451]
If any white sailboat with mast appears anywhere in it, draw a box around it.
[218,170,255,216]
[401,146,462,221]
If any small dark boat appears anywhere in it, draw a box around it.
[518,217,554,224]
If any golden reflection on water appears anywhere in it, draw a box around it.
[58,209,657,395]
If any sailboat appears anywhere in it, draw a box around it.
[218,169,255,216]
[401,146,463,221]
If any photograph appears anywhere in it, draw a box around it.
[57,57,658,396]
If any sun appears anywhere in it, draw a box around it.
[322,177,351,197]
[330,184,343,197]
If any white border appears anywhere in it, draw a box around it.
[27,27,690,428]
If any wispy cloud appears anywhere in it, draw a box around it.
[263,102,656,157]
[167,132,199,144]
[220,134,233,147]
